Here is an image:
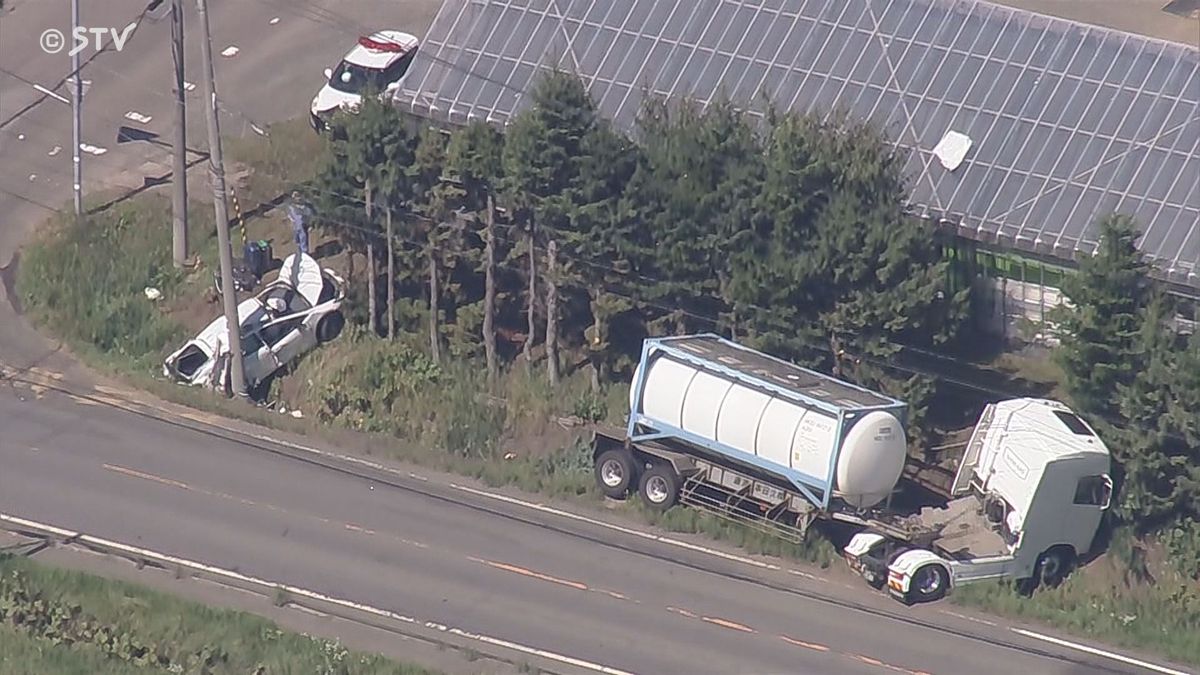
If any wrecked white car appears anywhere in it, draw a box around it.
[164,253,346,391]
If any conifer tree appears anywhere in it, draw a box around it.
[1052,214,1151,419]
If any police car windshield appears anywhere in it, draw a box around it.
[328,60,386,94]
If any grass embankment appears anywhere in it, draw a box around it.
[14,118,1196,666]
[0,555,436,675]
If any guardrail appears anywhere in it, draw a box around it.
[0,513,634,675]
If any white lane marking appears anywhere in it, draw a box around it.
[48,145,62,156]
[79,143,107,156]
[939,610,996,627]
[269,16,280,24]
[447,482,783,572]
[124,111,152,124]
[232,428,796,576]
[0,513,637,675]
[183,81,196,91]
[221,45,239,57]
[32,84,70,104]
[787,569,820,581]
[1012,628,1190,675]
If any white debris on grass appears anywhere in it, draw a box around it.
[144,287,162,301]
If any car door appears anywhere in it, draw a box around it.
[240,329,280,386]
[260,316,307,371]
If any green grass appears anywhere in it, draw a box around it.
[14,116,1197,666]
[0,555,440,674]
[952,573,1200,666]
[15,196,197,374]
[0,623,151,675]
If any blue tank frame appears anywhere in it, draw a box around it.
[626,334,909,510]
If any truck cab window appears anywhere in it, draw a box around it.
[1053,410,1094,436]
[1073,475,1110,506]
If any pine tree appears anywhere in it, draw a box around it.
[1114,294,1200,531]
[563,121,644,388]
[1052,213,1151,419]
[446,122,505,382]
[328,87,415,335]
[629,97,763,336]
[502,70,601,368]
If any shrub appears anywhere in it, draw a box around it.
[17,199,189,368]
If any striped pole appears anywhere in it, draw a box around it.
[231,188,246,249]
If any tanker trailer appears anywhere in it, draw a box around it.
[593,334,1114,605]
[592,333,910,540]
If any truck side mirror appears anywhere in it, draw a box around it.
[1100,475,1113,510]
[323,68,333,80]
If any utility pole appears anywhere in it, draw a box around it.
[170,0,188,267]
[71,0,82,217]
[196,0,246,396]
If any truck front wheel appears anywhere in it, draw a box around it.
[638,463,680,512]
[1036,547,1076,588]
[595,449,636,499]
[905,564,949,604]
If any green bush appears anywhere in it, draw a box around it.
[0,556,438,674]
[299,329,505,458]
[1164,518,1200,581]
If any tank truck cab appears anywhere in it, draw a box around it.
[845,398,1112,604]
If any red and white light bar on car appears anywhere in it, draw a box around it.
[358,36,406,52]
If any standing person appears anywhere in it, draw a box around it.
[286,190,314,255]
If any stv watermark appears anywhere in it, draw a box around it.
[40,24,137,56]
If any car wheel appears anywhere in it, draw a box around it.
[316,311,345,343]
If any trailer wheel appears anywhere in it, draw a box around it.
[595,449,636,499]
[638,464,680,512]
[1036,547,1075,588]
[905,564,949,604]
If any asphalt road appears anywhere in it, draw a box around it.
[0,379,1180,675]
[0,0,439,254]
[0,0,442,379]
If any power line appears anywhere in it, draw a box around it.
[0,0,166,132]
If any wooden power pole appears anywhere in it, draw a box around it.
[195,0,246,396]
[170,0,188,267]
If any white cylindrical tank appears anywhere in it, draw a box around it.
[631,355,906,509]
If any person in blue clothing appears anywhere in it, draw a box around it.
[286,190,314,255]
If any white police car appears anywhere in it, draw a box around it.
[310,31,419,133]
